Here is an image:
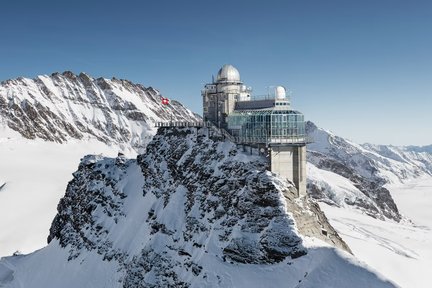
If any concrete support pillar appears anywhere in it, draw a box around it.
[293,145,306,196]
[269,145,306,197]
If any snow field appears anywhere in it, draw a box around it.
[0,129,136,257]
[320,176,432,288]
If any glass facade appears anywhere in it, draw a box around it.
[227,109,306,144]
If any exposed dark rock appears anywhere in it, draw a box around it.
[46,127,355,286]
[306,121,402,222]
[0,72,200,152]
[308,151,400,221]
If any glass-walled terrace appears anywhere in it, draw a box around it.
[227,109,307,144]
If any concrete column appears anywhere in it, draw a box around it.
[293,145,306,196]
[270,145,306,197]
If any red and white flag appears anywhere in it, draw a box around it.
[161,97,170,105]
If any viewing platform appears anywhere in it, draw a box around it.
[233,135,312,146]
[155,121,312,146]
[155,121,210,128]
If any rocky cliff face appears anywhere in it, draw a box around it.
[0,71,200,151]
[47,127,310,286]
[307,150,401,221]
[363,143,432,177]
[0,127,396,288]
[306,121,432,221]
[0,71,201,257]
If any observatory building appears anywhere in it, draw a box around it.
[202,64,308,196]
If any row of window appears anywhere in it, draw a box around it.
[228,114,304,124]
[227,111,306,140]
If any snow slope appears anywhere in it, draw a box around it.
[306,121,432,287]
[0,71,200,151]
[0,127,395,287]
[0,128,128,257]
[0,72,200,257]
[307,122,431,184]
[307,163,378,212]
[389,176,432,228]
[321,176,432,288]
[364,144,432,180]
[0,241,395,288]
[306,121,432,222]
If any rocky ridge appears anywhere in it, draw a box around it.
[47,127,311,286]
[0,127,396,288]
[0,71,200,151]
[306,121,432,221]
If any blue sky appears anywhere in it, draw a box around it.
[1,0,431,145]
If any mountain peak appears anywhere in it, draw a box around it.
[0,72,200,151]
[61,70,77,80]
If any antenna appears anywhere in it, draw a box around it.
[266,85,275,98]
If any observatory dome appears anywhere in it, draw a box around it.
[216,64,241,83]
[275,86,286,99]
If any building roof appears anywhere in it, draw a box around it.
[216,64,241,83]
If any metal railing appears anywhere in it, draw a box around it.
[154,121,210,128]
[154,121,237,142]
[154,121,312,145]
[234,135,312,145]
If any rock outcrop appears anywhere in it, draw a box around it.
[47,127,311,286]
[0,127,397,288]
[306,121,403,221]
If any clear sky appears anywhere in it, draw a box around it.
[1,0,431,145]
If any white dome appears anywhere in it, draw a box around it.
[275,86,286,99]
[216,64,240,83]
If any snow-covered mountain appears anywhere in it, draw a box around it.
[0,127,395,287]
[1,72,431,286]
[363,143,432,176]
[0,71,200,152]
[303,121,432,287]
[306,121,432,221]
[0,72,200,257]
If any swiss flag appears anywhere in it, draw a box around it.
[161,97,170,105]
